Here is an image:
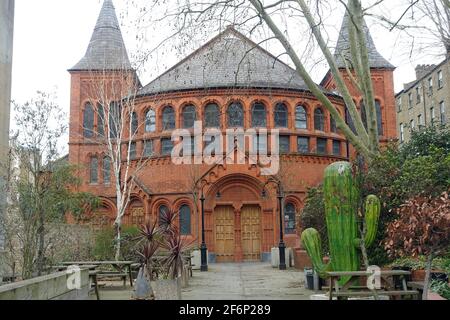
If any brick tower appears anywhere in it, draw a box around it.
[321,10,397,143]
[68,0,138,166]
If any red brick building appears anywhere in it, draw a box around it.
[68,0,397,262]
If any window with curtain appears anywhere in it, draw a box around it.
[145,109,156,132]
[252,102,267,127]
[131,112,138,135]
[83,103,94,138]
[182,105,197,128]
[162,106,175,130]
[205,103,220,128]
[103,156,111,184]
[227,102,244,127]
[90,157,98,184]
[295,105,307,129]
[179,205,191,235]
[274,103,288,127]
[284,203,296,234]
[314,108,325,131]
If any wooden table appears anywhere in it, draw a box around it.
[62,261,135,287]
[326,270,420,300]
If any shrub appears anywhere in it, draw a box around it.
[93,226,140,261]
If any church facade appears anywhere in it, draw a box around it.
[68,0,397,262]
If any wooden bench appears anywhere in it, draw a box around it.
[96,272,129,287]
[327,270,420,300]
[332,290,419,298]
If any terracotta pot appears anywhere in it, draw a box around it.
[411,269,426,281]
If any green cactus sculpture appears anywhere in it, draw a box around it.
[301,161,380,286]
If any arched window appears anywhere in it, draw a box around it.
[376,101,384,136]
[103,156,111,184]
[90,157,98,184]
[227,102,244,127]
[131,112,138,135]
[182,105,197,128]
[97,104,105,136]
[274,103,288,128]
[295,105,307,129]
[252,102,267,127]
[83,103,94,138]
[109,102,121,139]
[205,103,220,128]
[145,109,156,133]
[284,203,296,234]
[330,116,337,133]
[159,205,169,227]
[361,102,383,136]
[162,106,175,130]
[314,108,325,131]
[179,205,191,235]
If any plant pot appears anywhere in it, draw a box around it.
[151,277,182,300]
[411,269,426,281]
[132,267,154,300]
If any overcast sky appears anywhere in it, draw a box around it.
[10,0,445,149]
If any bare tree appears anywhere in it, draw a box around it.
[83,68,153,260]
[129,0,404,160]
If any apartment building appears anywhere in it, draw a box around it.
[396,57,449,143]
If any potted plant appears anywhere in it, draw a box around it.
[132,220,161,300]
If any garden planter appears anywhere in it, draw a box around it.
[271,247,293,268]
[191,250,207,271]
[151,277,182,300]
[411,270,426,281]
[132,268,154,300]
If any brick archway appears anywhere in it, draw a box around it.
[202,174,271,262]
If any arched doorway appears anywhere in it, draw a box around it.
[206,174,267,262]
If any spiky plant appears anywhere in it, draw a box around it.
[161,230,195,280]
[159,208,179,237]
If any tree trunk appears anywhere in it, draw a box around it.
[36,211,45,276]
[114,222,121,261]
[422,251,434,300]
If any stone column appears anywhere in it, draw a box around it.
[0,0,15,278]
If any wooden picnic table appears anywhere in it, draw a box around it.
[326,270,419,300]
[61,261,135,287]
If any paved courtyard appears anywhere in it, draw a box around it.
[183,263,311,300]
[95,262,312,300]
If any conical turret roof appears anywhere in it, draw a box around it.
[70,0,132,71]
[335,10,394,69]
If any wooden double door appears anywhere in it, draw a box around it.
[214,205,261,262]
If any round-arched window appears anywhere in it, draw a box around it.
[314,108,325,131]
[227,102,244,127]
[295,105,307,129]
[284,203,296,234]
[274,103,288,128]
[179,205,191,235]
[182,105,197,128]
[162,106,175,130]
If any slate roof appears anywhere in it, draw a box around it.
[69,0,132,71]
[335,10,395,70]
[138,27,313,96]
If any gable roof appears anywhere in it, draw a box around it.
[138,27,314,96]
[335,10,395,70]
[69,0,132,71]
